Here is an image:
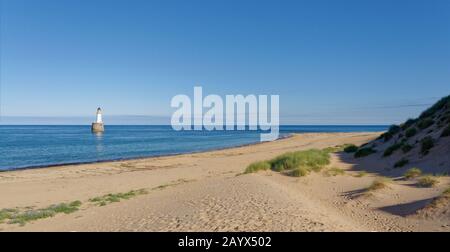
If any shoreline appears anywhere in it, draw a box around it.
[0,125,389,172]
[1,131,448,232]
[0,133,296,173]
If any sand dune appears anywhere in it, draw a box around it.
[0,132,449,232]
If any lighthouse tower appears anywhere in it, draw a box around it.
[96,108,103,123]
[91,107,105,133]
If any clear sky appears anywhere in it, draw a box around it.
[1,0,449,125]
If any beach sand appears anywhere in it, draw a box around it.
[0,132,449,232]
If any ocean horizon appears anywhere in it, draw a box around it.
[0,125,388,171]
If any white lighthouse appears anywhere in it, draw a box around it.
[96,108,103,123]
[91,107,105,133]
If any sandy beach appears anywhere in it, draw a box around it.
[0,132,449,232]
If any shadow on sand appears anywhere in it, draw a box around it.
[333,150,437,216]
[378,198,433,217]
[334,151,409,178]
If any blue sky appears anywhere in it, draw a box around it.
[1,0,449,125]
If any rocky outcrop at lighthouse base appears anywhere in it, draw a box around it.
[91,123,104,133]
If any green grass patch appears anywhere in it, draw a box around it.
[8,210,56,225]
[443,187,450,196]
[394,158,409,168]
[417,118,434,130]
[438,115,450,127]
[269,149,330,172]
[322,146,341,153]
[2,201,82,226]
[0,208,19,223]
[404,168,422,179]
[244,161,271,174]
[417,175,439,188]
[244,149,331,177]
[89,189,148,206]
[324,167,345,176]
[420,136,434,155]
[379,132,393,142]
[367,178,390,191]
[441,125,450,137]
[354,171,368,177]
[47,201,82,214]
[424,186,450,210]
[288,167,309,177]
[322,144,356,153]
[419,95,450,119]
[401,144,413,153]
[405,127,417,138]
[383,143,403,157]
[388,125,401,135]
[401,119,417,130]
[343,144,358,153]
[354,147,376,158]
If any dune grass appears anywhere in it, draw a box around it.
[47,201,82,214]
[417,118,434,130]
[405,127,417,138]
[383,143,403,157]
[419,95,450,119]
[354,147,376,158]
[401,119,417,130]
[367,178,390,192]
[322,143,357,154]
[423,186,450,210]
[379,132,393,142]
[417,176,439,188]
[8,210,56,225]
[394,158,409,168]
[404,168,422,179]
[324,167,345,176]
[89,189,148,206]
[288,167,309,177]
[420,136,434,155]
[438,114,450,127]
[244,161,271,174]
[244,148,331,177]
[322,145,344,153]
[0,208,19,223]
[388,125,401,135]
[443,187,450,196]
[354,171,368,177]
[322,144,364,153]
[441,125,450,137]
[2,181,192,225]
[377,125,401,142]
[343,144,358,153]
[401,144,413,153]
[1,201,82,226]
[269,149,330,172]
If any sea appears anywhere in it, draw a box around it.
[0,125,387,171]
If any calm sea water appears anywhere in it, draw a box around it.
[0,125,387,171]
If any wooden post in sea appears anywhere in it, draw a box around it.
[91,107,105,133]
